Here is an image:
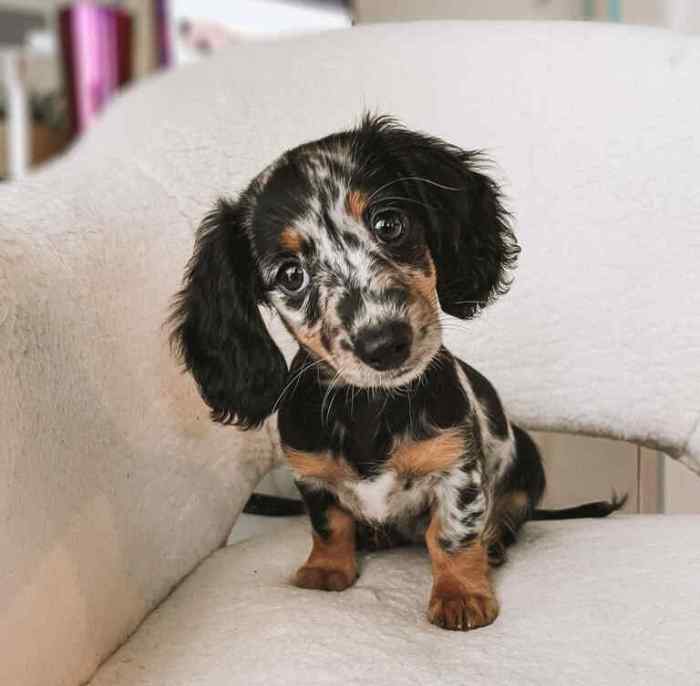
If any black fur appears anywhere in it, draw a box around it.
[532,495,628,520]
[296,481,336,540]
[243,493,305,516]
[352,115,520,319]
[459,360,510,439]
[169,197,287,429]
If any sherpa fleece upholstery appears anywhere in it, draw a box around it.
[1,20,699,686]
[90,516,700,686]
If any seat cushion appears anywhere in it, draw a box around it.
[90,515,700,685]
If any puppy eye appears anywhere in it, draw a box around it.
[275,260,308,294]
[371,209,407,243]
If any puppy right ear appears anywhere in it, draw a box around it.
[169,198,287,429]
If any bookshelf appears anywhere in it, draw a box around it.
[0,0,172,179]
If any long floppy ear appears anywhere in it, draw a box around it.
[425,153,519,319]
[169,197,287,429]
[365,117,520,319]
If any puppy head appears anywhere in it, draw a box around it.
[170,115,518,427]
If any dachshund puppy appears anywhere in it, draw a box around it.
[170,115,621,631]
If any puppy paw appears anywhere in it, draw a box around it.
[294,564,357,592]
[428,588,499,631]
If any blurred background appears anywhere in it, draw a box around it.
[3,0,700,183]
[2,0,698,520]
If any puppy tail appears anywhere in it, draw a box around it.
[242,493,305,517]
[531,492,628,520]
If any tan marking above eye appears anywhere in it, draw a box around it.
[345,190,367,220]
[279,227,303,252]
[286,448,358,484]
[388,428,465,478]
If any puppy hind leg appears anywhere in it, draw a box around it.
[483,490,531,566]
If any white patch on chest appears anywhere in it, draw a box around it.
[350,472,396,521]
[337,471,436,523]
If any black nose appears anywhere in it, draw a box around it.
[353,321,413,371]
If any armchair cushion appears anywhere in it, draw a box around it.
[89,515,700,685]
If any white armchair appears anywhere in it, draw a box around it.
[1,21,698,686]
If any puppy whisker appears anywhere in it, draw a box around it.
[272,358,325,413]
[365,175,463,205]
[321,367,345,426]
[442,299,489,306]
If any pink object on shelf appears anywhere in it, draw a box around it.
[155,0,172,67]
[58,2,134,135]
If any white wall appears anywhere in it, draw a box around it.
[354,0,582,23]
[354,0,700,31]
[664,457,700,513]
[172,0,351,37]
[533,432,638,513]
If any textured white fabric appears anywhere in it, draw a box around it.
[73,19,700,470]
[90,516,700,686]
[1,20,700,686]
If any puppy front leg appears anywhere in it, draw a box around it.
[426,474,498,630]
[294,482,357,592]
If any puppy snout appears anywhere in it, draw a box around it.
[353,321,413,371]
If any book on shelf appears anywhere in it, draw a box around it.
[58,1,171,136]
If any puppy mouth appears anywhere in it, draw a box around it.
[349,346,440,388]
[382,357,434,385]
[337,319,442,388]
[387,362,423,379]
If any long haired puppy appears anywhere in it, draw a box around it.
[170,115,622,631]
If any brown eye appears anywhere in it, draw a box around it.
[276,261,308,294]
[371,209,407,243]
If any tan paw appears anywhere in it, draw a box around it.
[294,564,357,592]
[428,589,499,631]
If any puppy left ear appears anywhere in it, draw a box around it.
[168,197,288,429]
[420,147,519,319]
[365,118,519,319]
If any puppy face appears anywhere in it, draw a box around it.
[170,116,518,427]
[252,144,442,388]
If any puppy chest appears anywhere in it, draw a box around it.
[286,428,467,523]
[337,471,435,523]
[338,429,466,522]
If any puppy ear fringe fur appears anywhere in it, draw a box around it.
[354,114,520,320]
[167,197,287,429]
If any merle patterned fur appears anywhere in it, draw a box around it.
[170,115,623,630]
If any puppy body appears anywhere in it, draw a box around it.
[172,116,566,630]
[279,347,540,560]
